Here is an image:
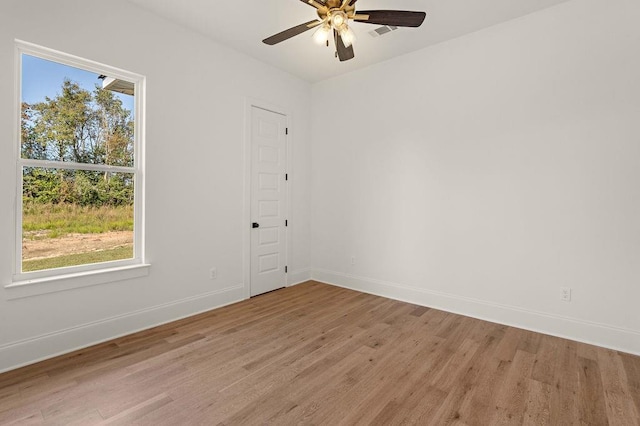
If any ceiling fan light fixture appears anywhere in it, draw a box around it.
[339,25,356,47]
[330,11,347,29]
[313,23,332,45]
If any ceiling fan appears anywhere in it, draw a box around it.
[263,0,426,62]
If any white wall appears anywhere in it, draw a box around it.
[311,0,640,354]
[0,0,312,372]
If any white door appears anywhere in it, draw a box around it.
[250,106,287,296]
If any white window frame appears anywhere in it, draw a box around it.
[7,40,148,298]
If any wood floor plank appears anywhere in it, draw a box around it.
[598,348,640,425]
[491,349,538,424]
[98,393,173,425]
[551,339,582,424]
[516,329,542,355]
[461,356,512,425]
[622,352,640,419]
[577,356,609,425]
[522,379,551,425]
[285,313,435,424]
[493,326,522,362]
[531,335,559,385]
[0,404,44,425]
[349,336,451,423]
[1,281,639,425]
[429,324,505,424]
[339,335,449,425]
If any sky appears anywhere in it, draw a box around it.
[21,54,135,112]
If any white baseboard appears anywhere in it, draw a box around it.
[311,269,640,356]
[287,268,311,287]
[0,284,245,374]
[4,271,637,374]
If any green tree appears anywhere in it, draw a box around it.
[94,86,134,167]
[22,79,135,206]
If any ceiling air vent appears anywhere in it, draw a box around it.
[368,25,399,38]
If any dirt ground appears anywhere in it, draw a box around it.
[23,231,133,260]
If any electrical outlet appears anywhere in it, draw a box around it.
[350,256,356,266]
[210,268,217,280]
[560,286,571,302]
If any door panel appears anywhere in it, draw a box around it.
[250,106,287,296]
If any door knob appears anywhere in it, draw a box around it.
[252,222,260,228]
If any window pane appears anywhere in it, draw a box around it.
[21,54,135,166]
[22,167,134,272]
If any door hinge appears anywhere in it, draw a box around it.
[285,173,288,181]
[285,220,288,227]
[285,128,288,135]
[285,266,288,273]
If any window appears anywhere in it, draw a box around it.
[13,41,145,286]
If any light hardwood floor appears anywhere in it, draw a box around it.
[1,281,639,425]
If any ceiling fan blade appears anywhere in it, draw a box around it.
[334,29,355,62]
[263,20,322,45]
[353,10,426,27]
[299,0,327,10]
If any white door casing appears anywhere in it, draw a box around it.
[249,106,287,296]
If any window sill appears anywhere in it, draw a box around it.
[4,264,151,300]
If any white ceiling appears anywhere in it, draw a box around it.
[128,0,571,83]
